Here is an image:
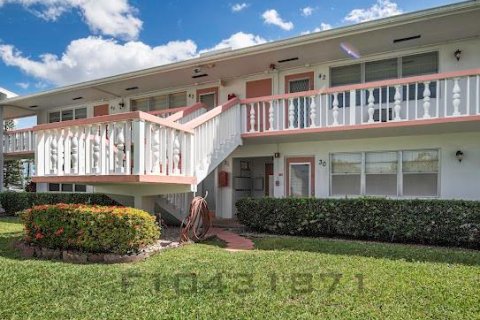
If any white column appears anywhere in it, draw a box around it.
[249,104,256,133]
[132,120,145,175]
[367,88,375,123]
[393,85,402,121]
[422,81,431,119]
[309,96,316,128]
[332,93,339,126]
[452,77,461,116]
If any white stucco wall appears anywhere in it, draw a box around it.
[216,131,480,218]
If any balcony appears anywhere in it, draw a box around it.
[240,69,480,141]
[32,111,196,186]
[3,128,35,159]
[29,99,241,192]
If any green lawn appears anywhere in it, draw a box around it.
[0,217,479,319]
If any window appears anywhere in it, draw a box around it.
[61,184,73,192]
[330,149,439,197]
[74,108,87,119]
[131,92,187,112]
[329,52,438,107]
[48,107,88,123]
[402,150,438,196]
[330,64,361,108]
[48,183,87,193]
[365,152,397,196]
[48,183,60,192]
[331,153,362,195]
[61,109,74,121]
[48,111,61,123]
[402,52,438,100]
[289,163,311,197]
[365,58,397,104]
[75,184,87,192]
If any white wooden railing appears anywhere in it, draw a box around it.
[34,111,194,178]
[3,129,35,154]
[241,69,480,133]
[186,98,242,182]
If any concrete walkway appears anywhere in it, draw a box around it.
[208,227,254,251]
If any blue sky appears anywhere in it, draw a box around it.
[0,0,462,99]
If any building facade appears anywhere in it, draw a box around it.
[1,1,480,220]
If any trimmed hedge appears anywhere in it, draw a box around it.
[236,198,480,249]
[22,204,160,254]
[0,192,119,215]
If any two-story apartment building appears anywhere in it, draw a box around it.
[1,1,479,221]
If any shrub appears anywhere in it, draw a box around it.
[0,192,119,216]
[21,204,160,254]
[236,198,480,249]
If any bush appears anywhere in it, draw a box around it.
[22,204,160,254]
[0,192,119,216]
[236,198,480,249]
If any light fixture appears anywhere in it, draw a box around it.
[455,150,464,162]
[274,152,280,158]
[454,49,462,61]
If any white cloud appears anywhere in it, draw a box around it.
[301,22,332,35]
[200,32,266,53]
[344,0,402,23]
[0,32,267,86]
[231,3,248,12]
[0,36,197,85]
[15,82,30,89]
[262,9,294,31]
[0,0,143,40]
[301,6,314,17]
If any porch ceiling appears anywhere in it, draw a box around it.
[2,2,479,116]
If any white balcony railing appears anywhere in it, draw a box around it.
[34,111,194,179]
[3,129,35,154]
[240,69,480,134]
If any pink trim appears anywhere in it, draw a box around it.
[4,128,33,134]
[33,111,194,134]
[166,102,206,122]
[242,115,480,138]
[32,175,196,185]
[240,68,480,104]
[197,87,219,107]
[285,72,314,93]
[285,157,315,197]
[185,98,240,129]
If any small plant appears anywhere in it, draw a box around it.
[21,204,160,254]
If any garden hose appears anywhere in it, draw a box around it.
[180,192,211,243]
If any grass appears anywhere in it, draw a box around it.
[0,217,479,319]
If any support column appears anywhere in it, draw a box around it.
[0,93,5,192]
[133,195,156,214]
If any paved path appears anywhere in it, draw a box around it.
[208,227,254,251]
